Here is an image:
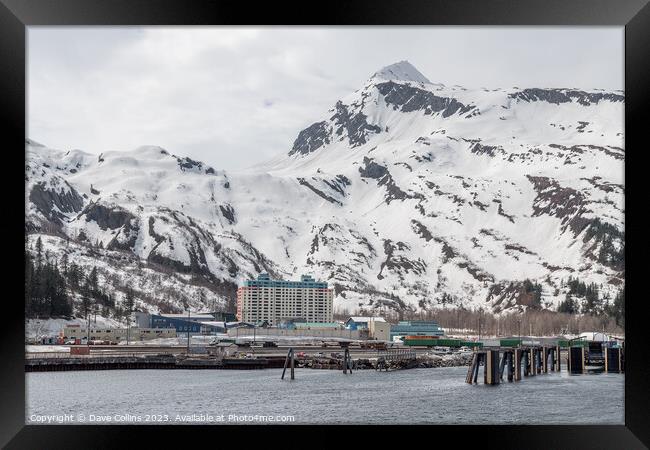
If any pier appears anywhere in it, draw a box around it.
[465,341,623,384]
[25,352,285,372]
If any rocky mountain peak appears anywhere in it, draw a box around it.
[371,60,431,84]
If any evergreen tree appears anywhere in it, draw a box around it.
[612,288,624,326]
[25,250,34,317]
[88,267,99,298]
[558,294,579,314]
[124,288,135,326]
[35,236,43,267]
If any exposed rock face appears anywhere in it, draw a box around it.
[106,218,140,251]
[359,157,420,203]
[219,204,236,224]
[289,121,331,156]
[509,88,624,105]
[378,239,426,281]
[358,157,388,180]
[29,180,84,225]
[376,81,475,118]
[331,101,382,147]
[526,175,589,235]
[81,203,136,231]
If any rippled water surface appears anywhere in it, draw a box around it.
[26,367,624,424]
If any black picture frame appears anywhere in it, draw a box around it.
[2,0,648,447]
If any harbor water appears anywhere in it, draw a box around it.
[26,367,624,424]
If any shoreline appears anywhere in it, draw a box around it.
[25,352,474,372]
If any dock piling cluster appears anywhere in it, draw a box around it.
[465,343,623,385]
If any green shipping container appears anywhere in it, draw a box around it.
[500,338,523,347]
[558,339,589,348]
[403,338,462,347]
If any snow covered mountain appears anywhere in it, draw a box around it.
[25,60,625,315]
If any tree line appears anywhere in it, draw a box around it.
[334,305,624,336]
[334,276,625,335]
[25,237,135,323]
[556,276,624,327]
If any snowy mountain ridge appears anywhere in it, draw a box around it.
[25,61,625,316]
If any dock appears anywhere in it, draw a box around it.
[465,341,624,385]
[25,353,286,372]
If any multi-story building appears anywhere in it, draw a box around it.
[236,274,333,325]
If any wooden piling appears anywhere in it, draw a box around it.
[549,348,555,372]
[290,348,295,380]
[542,347,548,373]
[514,349,522,381]
[506,352,513,382]
[556,345,561,371]
[281,348,293,380]
[498,351,507,381]
[530,348,537,376]
[620,344,624,372]
[605,347,621,373]
[343,347,352,374]
[466,352,478,384]
[523,350,529,377]
[485,350,499,385]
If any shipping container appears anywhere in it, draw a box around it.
[70,346,90,355]
[499,338,523,347]
[402,337,463,347]
[558,339,589,348]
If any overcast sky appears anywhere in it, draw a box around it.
[28,27,623,170]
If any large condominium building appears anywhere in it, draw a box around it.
[236,274,333,325]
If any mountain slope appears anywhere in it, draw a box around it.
[25,61,625,316]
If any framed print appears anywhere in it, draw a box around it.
[1,0,649,447]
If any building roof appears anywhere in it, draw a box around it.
[579,331,621,342]
[199,321,227,327]
[293,322,342,328]
[242,273,328,289]
[347,316,387,323]
[157,313,215,320]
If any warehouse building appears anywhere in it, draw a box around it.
[345,316,387,330]
[62,324,176,342]
[236,274,333,326]
[390,320,445,341]
[134,312,227,334]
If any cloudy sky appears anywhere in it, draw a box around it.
[28,27,623,170]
